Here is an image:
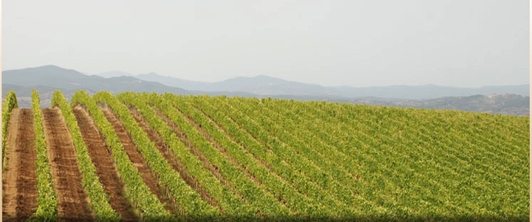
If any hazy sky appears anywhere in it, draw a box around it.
[3,0,529,87]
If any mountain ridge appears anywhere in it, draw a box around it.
[3,65,529,115]
[131,71,529,99]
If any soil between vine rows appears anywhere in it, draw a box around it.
[2,94,529,221]
[73,106,138,221]
[100,107,177,214]
[2,109,39,221]
[42,107,93,220]
[128,107,221,212]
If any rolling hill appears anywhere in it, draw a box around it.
[2,90,529,221]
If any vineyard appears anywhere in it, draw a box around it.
[1,90,529,221]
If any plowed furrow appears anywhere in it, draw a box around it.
[3,109,39,221]
[73,106,137,221]
[3,108,20,220]
[42,108,93,221]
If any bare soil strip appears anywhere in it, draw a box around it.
[42,107,93,221]
[3,109,39,221]
[3,108,20,219]
[128,107,220,210]
[73,106,137,221]
[100,107,176,214]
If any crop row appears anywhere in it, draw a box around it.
[246,97,529,218]
[93,91,219,220]
[71,90,172,220]
[2,90,18,169]
[52,90,120,220]
[116,91,237,218]
[153,93,290,217]
[170,94,337,218]
[227,97,383,213]
[183,95,361,218]
[244,98,461,217]
[2,90,528,220]
[31,90,58,220]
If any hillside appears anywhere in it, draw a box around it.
[2,90,529,221]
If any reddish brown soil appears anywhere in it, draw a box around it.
[100,107,176,214]
[42,107,93,221]
[2,108,39,221]
[128,107,219,211]
[73,106,138,221]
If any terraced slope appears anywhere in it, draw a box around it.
[2,90,529,221]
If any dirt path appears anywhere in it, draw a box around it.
[73,106,137,221]
[42,107,93,221]
[2,108,39,221]
[101,107,175,214]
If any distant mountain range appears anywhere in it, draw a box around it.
[104,71,530,100]
[95,70,135,78]
[3,65,529,116]
[4,65,189,94]
[348,94,529,116]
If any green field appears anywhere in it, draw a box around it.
[2,90,529,221]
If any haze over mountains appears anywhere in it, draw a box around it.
[3,65,529,116]
[101,70,529,100]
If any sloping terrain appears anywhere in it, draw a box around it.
[2,90,529,221]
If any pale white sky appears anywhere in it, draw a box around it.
[3,0,529,87]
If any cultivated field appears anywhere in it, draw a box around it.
[2,90,529,221]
